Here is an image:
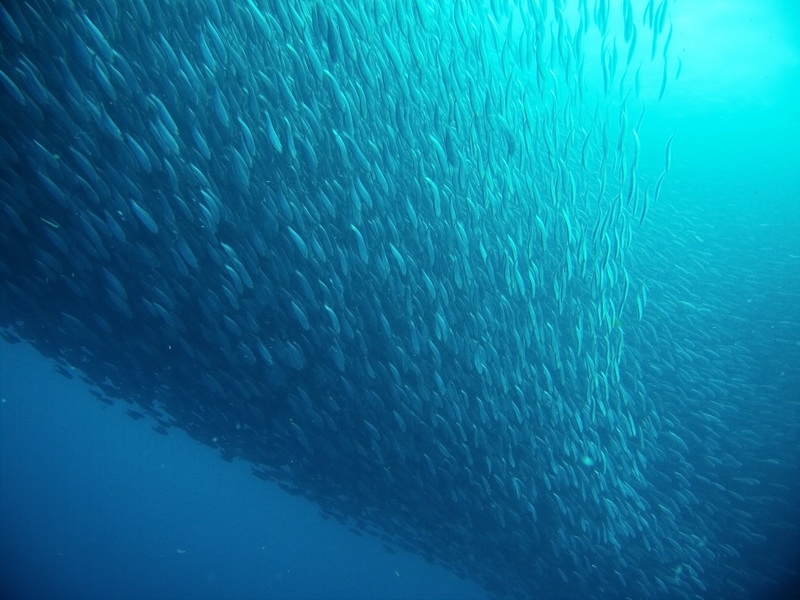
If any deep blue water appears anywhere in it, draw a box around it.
[0,339,488,600]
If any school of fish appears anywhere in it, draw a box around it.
[1,0,797,598]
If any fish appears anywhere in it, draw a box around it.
[0,1,776,599]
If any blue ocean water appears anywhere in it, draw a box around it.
[0,339,488,600]
[0,0,799,599]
